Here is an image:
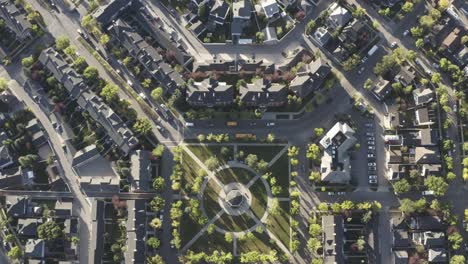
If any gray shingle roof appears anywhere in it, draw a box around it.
[0,0,32,40]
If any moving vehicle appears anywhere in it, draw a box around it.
[227,121,238,127]
[403,30,410,36]
[185,122,194,127]
[266,122,276,127]
[367,45,379,57]
[390,42,397,48]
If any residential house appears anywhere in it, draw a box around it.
[415,147,440,164]
[371,77,392,101]
[261,0,281,21]
[26,119,47,148]
[130,150,153,192]
[71,145,120,193]
[239,78,287,107]
[314,27,331,46]
[193,59,274,74]
[428,249,447,263]
[392,250,408,264]
[124,199,147,264]
[392,230,410,248]
[417,128,437,146]
[186,78,234,107]
[89,199,105,264]
[55,199,73,218]
[263,27,278,44]
[17,218,43,237]
[338,19,366,46]
[207,0,230,31]
[413,88,434,106]
[5,195,30,217]
[387,145,403,164]
[327,3,352,29]
[0,168,24,189]
[92,0,135,27]
[232,0,252,39]
[189,21,207,37]
[413,231,445,248]
[421,164,442,177]
[108,19,185,95]
[394,66,416,86]
[289,57,331,98]
[38,48,138,156]
[319,122,357,184]
[322,215,344,263]
[387,164,407,181]
[25,239,45,260]
[415,107,435,126]
[455,46,468,66]
[441,27,462,54]
[0,0,32,40]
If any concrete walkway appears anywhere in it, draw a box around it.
[268,145,290,168]
[180,209,224,253]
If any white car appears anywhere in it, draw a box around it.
[390,42,397,48]
[366,132,374,136]
[403,29,410,36]
[369,178,377,184]
[368,146,376,150]
[266,122,275,127]
[358,67,365,74]
[367,137,375,141]
[368,141,375,145]
[368,162,377,166]
[368,153,375,158]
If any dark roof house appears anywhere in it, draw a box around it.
[239,79,287,107]
[289,58,331,98]
[186,78,234,107]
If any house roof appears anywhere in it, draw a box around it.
[261,0,280,18]
[55,199,73,217]
[442,27,461,51]
[395,66,416,86]
[314,27,331,46]
[233,0,252,18]
[187,78,234,106]
[372,77,392,101]
[125,199,147,264]
[418,128,437,146]
[0,132,13,169]
[90,200,105,264]
[25,239,45,259]
[328,3,352,28]
[413,88,434,105]
[17,218,43,237]
[0,0,32,40]
[320,122,356,183]
[415,107,434,126]
[5,195,29,217]
[415,147,440,164]
[239,78,287,106]
[322,215,344,263]
[393,250,408,264]
[393,230,410,248]
[130,150,152,192]
[428,248,446,262]
[92,0,135,26]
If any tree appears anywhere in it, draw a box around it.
[402,2,414,13]
[7,246,22,260]
[438,0,449,11]
[147,237,160,249]
[100,34,110,45]
[364,78,372,90]
[64,46,76,58]
[245,154,258,168]
[424,176,448,196]
[0,77,9,92]
[18,154,39,168]
[355,237,365,251]
[70,236,79,245]
[352,7,365,18]
[55,36,70,51]
[21,56,34,67]
[83,66,99,82]
[420,14,435,29]
[255,32,265,43]
[431,73,442,84]
[448,232,463,250]
[393,179,411,194]
[205,157,219,170]
[306,20,316,34]
[152,177,165,191]
[133,118,152,135]
[343,54,361,71]
[150,218,162,229]
[100,83,119,102]
[150,197,164,212]
[266,133,275,143]
[149,87,163,102]
[306,144,321,161]
[314,127,324,137]
[73,56,87,71]
[38,221,63,240]
[399,199,416,215]
[147,255,165,264]
[225,233,233,243]
[451,255,466,264]
[410,26,424,38]
[152,144,165,158]
[415,38,424,48]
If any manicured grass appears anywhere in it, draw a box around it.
[190,231,232,253]
[237,145,286,163]
[216,167,256,185]
[267,201,291,249]
[249,179,268,220]
[181,151,202,194]
[186,145,234,164]
[215,212,257,232]
[202,178,222,219]
[237,230,280,254]
[180,208,205,247]
[269,152,290,197]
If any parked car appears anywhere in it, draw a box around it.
[368,166,376,171]
[422,190,435,196]
[403,29,410,36]
[369,178,377,184]
[266,122,276,127]
[368,141,375,145]
[369,175,377,179]
[185,122,194,127]
[368,146,376,150]
[366,132,374,136]
[358,67,365,74]
[365,123,373,127]
[156,125,165,132]
[327,192,335,195]
[250,122,256,126]
[367,153,375,158]
[368,162,377,166]
[367,137,375,141]
[390,42,397,48]
[336,192,346,195]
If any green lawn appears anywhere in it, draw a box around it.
[216,167,256,185]
[267,201,291,249]
[189,231,232,253]
[237,231,280,254]
[268,152,290,197]
[214,212,257,232]
[249,179,268,220]
[202,178,222,219]
[181,151,203,195]
[186,145,234,164]
[180,204,205,247]
[237,145,286,163]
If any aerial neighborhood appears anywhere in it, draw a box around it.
[0,0,467,263]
